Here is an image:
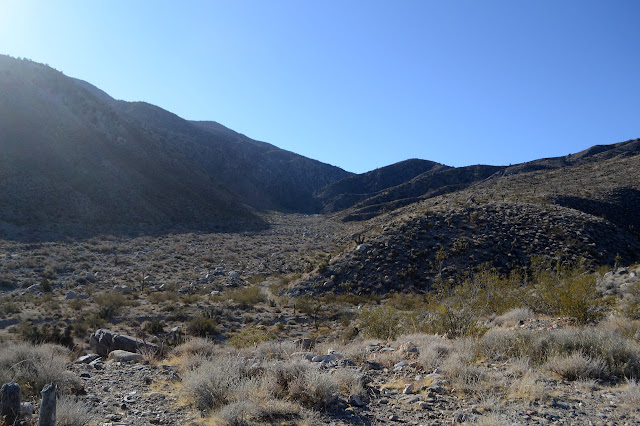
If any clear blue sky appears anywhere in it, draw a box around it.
[1,1,638,173]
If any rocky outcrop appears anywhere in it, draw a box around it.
[89,329,159,357]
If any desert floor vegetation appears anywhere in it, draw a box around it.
[0,213,639,424]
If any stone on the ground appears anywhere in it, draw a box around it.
[108,350,143,362]
[89,329,160,357]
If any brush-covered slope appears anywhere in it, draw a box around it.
[0,55,350,236]
[292,140,640,295]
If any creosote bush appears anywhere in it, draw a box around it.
[527,258,612,323]
[225,285,267,308]
[186,316,218,338]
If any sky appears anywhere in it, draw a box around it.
[0,1,639,174]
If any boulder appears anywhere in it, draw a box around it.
[75,354,101,364]
[89,329,159,357]
[26,284,42,293]
[113,285,132,294]
[108,350,143,363]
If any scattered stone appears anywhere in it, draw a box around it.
[19,402,34,416]
[349,395,365,407]
[64,290,79,299]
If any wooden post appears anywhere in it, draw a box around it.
[0,381,20,426]
[37,383,56,426]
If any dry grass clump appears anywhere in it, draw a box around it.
[544,352,608,380]
[507,370,548,402]
[239,339,298,360]
[0,342,80,396]
[182,357,253,411]
[477,327,640,380]
[171,337,221,359]
[620,379,640,412]
[410,334,453,371]
[56,396,95,426]
[180,348,357,422]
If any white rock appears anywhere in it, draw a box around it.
[108,350,143,363]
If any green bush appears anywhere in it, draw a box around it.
[358,306,403,340]
[528,259,612,323]
[16,321,73,347]
[226,285,267,308]
[229,326,275,349]
[94,293,129,320]
[186,316,218,338]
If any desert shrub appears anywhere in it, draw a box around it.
[172,337,220,359]
[358,306,403,340]
[332,367,366,396]
[544,352,608,380]
[423,303,488,338]
[186,316,218,338]
[182,358,252,411]
[287,366,338,409]
[266,361,338,409]
[143,318,166,335]
[216,400,259,426]
[527,259,612,323]
[416,338,453,371]
[478,327,640,379]
[148,291,180,305]
[507,370,547,402]
[181,294,201,305]
[243,340,298,361]
[68,298,85,311]
[229,326,275,349]
[0,342,80,396]
[56,396,94,426]
[226,285,267,308]
[0,298,20,317]
[16,321,73,347]
[440,340,486,390]
[620,379,640,412]
[94,293,129,319]
[622,282,640,320]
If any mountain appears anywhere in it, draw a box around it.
[0,55,351,237]
[320,139,640,222]
[315,159,448,212]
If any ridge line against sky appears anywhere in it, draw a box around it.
[1,0,639,174]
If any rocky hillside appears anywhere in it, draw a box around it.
[0,55,350,237]
[294,144,640,295]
